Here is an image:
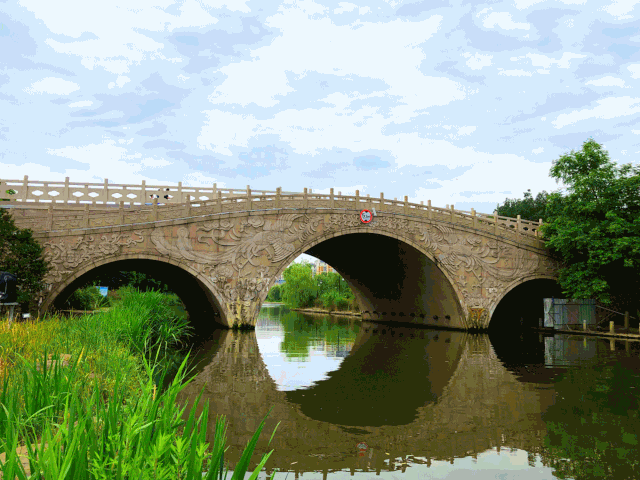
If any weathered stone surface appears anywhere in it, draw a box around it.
[25,208,559,330]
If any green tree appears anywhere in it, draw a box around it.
[266,284,282,302]
[540,138,640,314]
[0,208,50,310]
[281,262,316,308]
[496,189,550,221]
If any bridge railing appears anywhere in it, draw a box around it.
[1,179,544,240]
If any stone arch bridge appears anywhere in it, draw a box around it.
[1,177,561,329]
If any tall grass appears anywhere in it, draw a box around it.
[0,288,280,479]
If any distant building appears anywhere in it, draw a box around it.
[274,272,285,285]
[313,259,335,276]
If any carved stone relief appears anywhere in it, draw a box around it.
[43,231,144,284]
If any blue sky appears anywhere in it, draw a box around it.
[2,0,640,215]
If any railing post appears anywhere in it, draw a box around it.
[276,187,282,208]
[624,311,629,330]
[610,321,615,334]
[355,190,359,210]
[537,218,543,238]
[47,204,53,231]
[216,191,222,213]
[119,201,125,224]
[494,210,498,235]
[64,176,70,204]
[330,188,334,208]
[141,180,146,206]
[184,196,191,217]
[247,185,252,210]
[379,192,384,212]
[450,204,455,222]
[517,214,521,235]
[21,175,28,202]
[103,178,109,204]
[83,204,89,228]
[428,199,432,220]
[153,198,158,221]
[404,196,409,215]
[304,188,309,208]
[583,319,587,331]
[471,208,477,228]
[178,181,183,203]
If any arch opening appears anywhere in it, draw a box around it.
[489,278,564,334]
[50,259,225,338]
[297,233,466,327]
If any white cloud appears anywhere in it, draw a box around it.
[108,75,131,89]
[466,53,493,70]
[532,147,544,154]
[21,0,219,74]
[457,126,476,136]
[552,96,640,128]
[586,76,628,87]
[359,6,371,14]
[334,2,357,13]
[68,101,93,108]
[628,64,640,78]
[201,0,250,13]
[177,74,190,82]
[511,52,586,70]
[498,69,533,77]
[600,0,640,20]
[207,10,455,113]
[24,77,80,95]
[480,11,530,30]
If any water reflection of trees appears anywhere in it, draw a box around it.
[259,306,358,361]
[537,362,640,479]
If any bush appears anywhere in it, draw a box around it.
[321,291,340,311]
[336,297,351,311]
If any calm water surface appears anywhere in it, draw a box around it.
[175,305,640,480]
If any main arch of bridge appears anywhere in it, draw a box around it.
[33,207,561,330]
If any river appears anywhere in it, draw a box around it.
[173,304,640,480]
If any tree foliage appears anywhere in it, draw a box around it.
[496,189,550,222]
[0,208,50,308]
[281,262,317,308]
[539,138,640,312]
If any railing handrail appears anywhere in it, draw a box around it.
[1,177,546,239]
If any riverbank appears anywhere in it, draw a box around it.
[532,325,640,342]
[290,307,361,317]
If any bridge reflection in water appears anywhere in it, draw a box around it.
[175,305,565,478]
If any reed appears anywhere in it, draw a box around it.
[0,288,280,479]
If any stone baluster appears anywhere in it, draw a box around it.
[517,214,521,235]
[212,182,217,200]
[103,179,109,204]
[450,204,455,222]
[153,198,158,221]
[304,187,309,207]
[276,187,282,208]
[404,195,408,215]
[141,180,146,206]
[64,176,70,204]
[247,185,252,210]
[494,210,498,235]
[21,175,28,202]
[216,191,222,213]
[184,196,191,217]
[428,199,432,219]
[177,181,183,203]
[379,192,384,212]
[355,190,360,210]
[330,187,334,208]
[471,208,477,228]
[119,201,125,224]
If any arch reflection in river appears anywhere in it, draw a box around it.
[175,306,553,476]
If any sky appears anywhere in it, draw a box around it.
[2,0,640,217]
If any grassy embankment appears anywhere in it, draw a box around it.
[0,287,280,479]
